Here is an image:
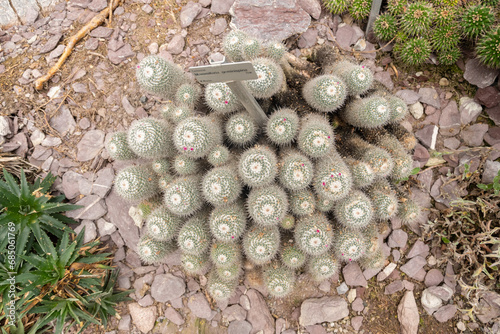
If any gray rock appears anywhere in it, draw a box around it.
[246,289,274,333]
[461,123,489,147]
[134,273,153,298]
[48,45,65,60]
[49,105,76,136]
[297,28,318,49]
[418,87,441,109]
[72,83,88,93]
[439,100,460,137]
[318,280,330,293]
[421,289,442,315]
[444,137,460,150]
[105,190,139,251]
[228,320,252,334]
[121,96,135,115]
[148,42,159,54]
[482,160,500,184]
[108,43,135,64]
[167,34,185,55]
[89,26,113,38]
[351,316,363,331]
[97,218,117,236]
[413,144,430,167]
[400,256,427,279]
[374,71,394,91]
[187,292,212,319]
[415,125,437,149]
[85,37,99,50]
[299,296,349,326]
[210,17,227,35]
[385,280,404,295]
[352,297,364,312]
[424,269,444,287]
[88,0,107,11]
[92,167,114,198]
[142,4,153,14]
[165,306,184,325]
[138,294,154,307]
[180,1,202,27]
[305,325,326,334]
[427,285,454,302]
[128,303,157,334]
[211,0,236,14]
[150,273,185,303]
[66,195,107,220]
[395,90,421,105]
[407,240,429,259]
[74,220,97,243]
[336,282,349,294]
[76,130,105,161]
[0,116,11,136]
[397,291,419,334]
[434,304,457,323]
[387,229,408,249]
[342,262,367,287]
[459,97,482,125]
[409,102,424,119]
[477,291,500,323]
[298,0,321,19]
[464,58,499,89]
[200,0,211,7]
[39,33,62,53]
[222,304,246,322]
[486,105,500,126]
[336,24,356,49]
[485,126,500,146]
[61,171,85,199]
[239,294,251,310]
[118,314,131,331]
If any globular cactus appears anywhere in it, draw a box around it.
[477,26,500,69]
[207,145,231,167]
[294,213,334,256]
[359,249,386,270]
[333,228,368,262]
[163,176,203,216]
[289,189,316,216]
[313,154,352,202]
[462,5,495,40]
[344,157,375,189]
[173,155,201,176]
[387,0,406,15]
[173,116,222,158]
[210,242,241,268]
[175,83,201,107]
[216,262,242,282]
[397,198,421,224]
[263,265,296,298]
[202,166,242,207]
[434,6,458,27]
[137,235,174,264]
[207,270,237,301]
[397,38,432,66]
[106,132,138,160]
[263,41,287,62]
[151,159,170,175]
[362,223,381,254]
[238,145,278,187]
[298,114,335,158]
[146,206,182,242]
[438,46,461,66]
[279,150,314,191]
[266,108,300,146]
[163,105,195,124]
[386,123,417,151]
[326,61,374,96]
[280,214,295,230]
[323,0,350,14]
[349,0,372,21]
[247,185,288,226]
[400,2,434,37]
[246,58,284,99]
[334,190,374,229]
[431,24,460,52]
[128,118,173,159]
[181,253,210,275]
[209,202,247,242]
[342,96,391,128]
[158,174,174,191]
[242,37,262,60]
[387,95,409,124]
[137,196,162,220]
[280,243,306,269]
[307,252,339,282]
[205,82,241,114]
[373,13,398,41]
[316,196,335,213]
[136,55,185,98]
[302,75,347,112]
[366,179,399,220]
[225,112,257,146]
[243,225,280,265]
[177,215,210,255]
[223,29,247,62]
[114,165,159,201]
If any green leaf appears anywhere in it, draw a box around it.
[20,170,30,201]
[442,237,450,244]
[410,167,421,175]
[40,203,82,214]
[37,172,56,193]
[477,183,491,190]
[2,169,21,197]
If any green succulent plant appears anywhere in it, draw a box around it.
[373,13,398,41]
[209,202,247,242]
[396,37,432,66]
[202,166,242,207]
[238,145,278,187]
[246,57,284,99]
[136,55,186,98]
[477,26,500,69]
[181,253,210,275]
[280,243,306,269]
[114,165,159,202]
[294,213,334,256]
[263,264,296,298]
[225,112,258,146]
[243,225,280,265]
[349,0,372,21]
[106,132,137,161]
[247,185,288,226]
[302,75,347,112]
[400,2,434,37]
[307,252,339,282]
[266,108,300,146]
[207,270,237,301]
[323,0,350,14]
[462,5,495,40]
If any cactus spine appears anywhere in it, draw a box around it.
[202,167,242,207]
[225,112,257,146]
[247,185,288,226]
[266,108,300,146]
[106,131,137,160]
[298,114,335,158]
[128,118,173,159]
[146,206,182,242]
[246,58,284,99]
[302,75,347,112]
[243,225,280,265]
[294,213,334,256]
[238,145,278,187]
[263,265,296,298]
[177,215,210,255]
[163,176,203,216]
[209,202,247,242]
[114,165,159,201]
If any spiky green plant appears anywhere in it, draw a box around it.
[438,45,462,66]
[246,58,284,98]
[359,249,386,270]
[327,61,374,96]
[114,165,159,201]
[216,262,241,282]
[266,108,300,146]
[387,95,408,124]
[238,145,278,187]
[373,13,398,41]
[349,0,372,21]
[344,157,375,188]
[173,116,222,158]
[158,174,174,190]
[334,190,374,229]
[207,270,237,301]
[323,0,350,14]
[387,0,406,15]
[137,235,174,264]
[366,179,398,220]
[434,6,458,27]
[207,145,231,167]
[313,154,352,202]
[181,253,210,275]
[162,104,194,124]
[397,37,432,65]
[343,96,391,128]
[400,2,434,37]
[210,242,240,268]
[222,29,247,62]
[431,24,460,52]
[136,55,185,98]
[279,150,314,191]
[289,189,316,216]
[151,159,170,175]
[307,252,339,281]
[128,118,173,159]
[106,132,137,160]
[302,75,347,112]
[294,213,334,256]
[316,196,335,213]
[173,155,201,176]
[225,112,257,146]
[298,114,335,158]
[243,225,280,265]
[242,37,262,60]
[263,265,296,298]
[202,166,242,206]
[205,82,241,114]
[175,83,201,107]
[146,206,182,242]
[264,41,287,62]
[362,223,380,254]
[177,215,210,255]
[280,244,306,269]
[397,198,421,224]
[280,214,296,230]
[209,202,247,242]
[247,185,288,226]
[477,26,500,69]
[137,196,162,220]
[163,176,202,216]
[462,5,495,40]
[333,228,367,262]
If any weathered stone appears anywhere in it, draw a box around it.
[459,97,482,125]
[299,296,349,326]
[227,320,252,334]
[482,160,500,184]
[461,123,488,147]
[374,71,394,91]
[421,288,442,315]
[434,305,457,323]
[352,297,364,312]
[211,0,236,14]
[485,126,500,146]
[49,105,76,136]
[180,1,202,27]
[165,306,184,325]
[61,171,85,199]
[415,125,438,149]
[108,43,135,64]
[395,90,421,105]
[97,218,117,236]
[305,325,326,334]
[351,316,363,331]
[74,220,97,243]
[150,273,185,303]
[88,0,107,11]
[222,304,246,322]
[210,17,227,35]
[439,100,460,137]
[118,314,131,331]
[397,291,419,334]
[187,292,212,319]
[39,33,62,53]
[476,86,500,108]
[128,303,157,334]
[463,58,499,88]
[92,167,114,198]
[297,28,318,49]
[336,24,356,50]
[76,130,105,161]
[400,256,426,279]
[426,285,454,302]
[407,240,429,259]
[105,190,140,252]
[89,26,113,38]
[385,280,404,295]
[167,34,185,55]
[246,289,274,334]
[342,262,367,287]
[239,294,251,310]
[477,291,500,323]
[444,137,461,150]
[486,105,500,126]
[66,195,107,220]
[419,87,441,109]
[387,229,408,249]
[297,0,321,19]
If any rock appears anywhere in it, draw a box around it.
[61,171,85,199]
[407,240,429,259]
[430,176,467,208]
[374,71,394,91]
[476,86,500,108]
[93,167,114,198]
[298,0,321,19]
[351,316,363,331]
[180,1,202,27]
[227,320,252,334]
[88,0,107,11]
[297,28,318,49]
[49,105,76,136]
[418,87,441,109]
[421,289,442,315]
[444,137,460,150]
[347,289,356,303]
[128,303,157,334]
[342,262,367,287]
[105,191,140,252]
[246,289,274,334]
[150,273,185,303]
[239,294,251,310]
[426,285,453,302]
[439,100,460,137]
[486,105,500,126]
[134,273,153,299]
[118,314,131,331]
[211,0,236,14]
[299,296,348,326]
[352,297,364,312]
[66,195,107,220]
[187,292,212,319]
[464,58,499,88]
[138,294,154,307]
[210,17,227,35]
[415,124,438,149]
[165,306,185,325]
[305,325,326,334]
[336,24,356,49]
[122,96,135,115]
[230,0,311,41]
[74,220,97,243]
[409,102,424,119]
[485,126,500,146]
[434,305,457,323]
[78,118,91,130]
[400,256,427,279]
[108,43,135,64]
[336,282,348,294]
[222,304,246,322]
[97,218,117,236]
[384,280,404,295]
[459,97,482,125]
[387,229,408,249]
[167,34,185,55]
[395,90,421,105]
[460,123,489,147]
[76,130,105,161]
[89,26,113,38]
[397,291,419,334]
[482,160,500,184]
[477,291,500,323]
[377,262,397,281]
[413,144,430,166]
[318,280,330,293]
[85,38,99,50]
[0,116,11,136]
[142,4,153,14]
[39,33,62,53]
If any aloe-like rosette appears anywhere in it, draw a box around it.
[146,206,182,242]
[263,265,296,298]
[298,114,335,158]
[294,213,334,256]
[207,270,237,301]
[173,155,201,176]
[106,131,137,160]
[128,118,174,159]
[280,214,295,230]
[247,185,288,226]
[114,165,159,202]
[366,179,398,220]
[334,190,374,229]
[173,116,222,158]
[243,225,280,265]
[163,176,203,216]
[137,235,174,264]
[289,189,316,217]
[326,61,374,96]
[202,166,242,207]
[136,55,185,98]
[266,108,300,146]
[151,159,170,176]
[333,228,368,262]
[175,83,201,107]
[307,252,339,282]
[280,244,306,269]
[342,96,391,128]
[263,41,287,62]
[177,215,210,256]
[222,29,247,62]
[302,74,347,112]
[225,112,257,146]
[238,145,278,187]
[344,157,375,189]
[209,202,247,242]
[313,154,352,202]
[205,82,241,114]
[245,57,284,99]
[181,253,210,275]
[207,145,231,167]
[279,150,314,191]
[216,262,242,282]
[210,242,241,268]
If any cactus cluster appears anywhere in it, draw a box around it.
[109,30,422,300]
